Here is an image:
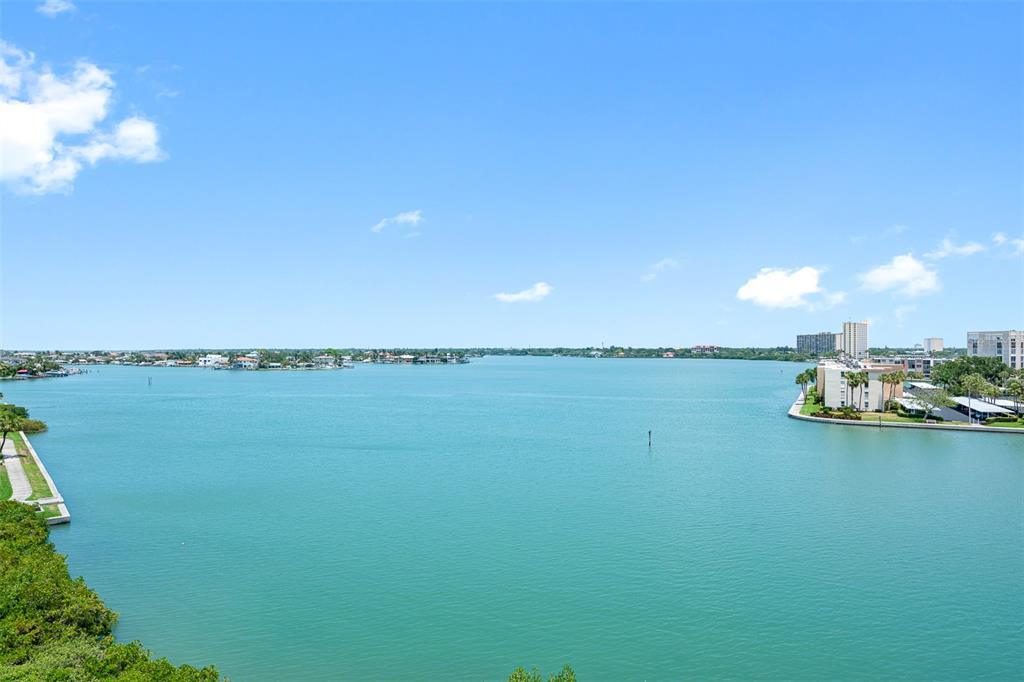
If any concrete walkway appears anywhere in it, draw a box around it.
[1,435,33,501]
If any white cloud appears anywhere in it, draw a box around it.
[372,209,422,233]
[641,257,679,282]
[819,291,847,309]
[894,304,916,326]
[993,232,1024,256]
[37,0,75,17]
[736,266,842,310]
[0,41,163,194]
[924,237,985,259]
[859,253,940,296]
[495,282,553,303]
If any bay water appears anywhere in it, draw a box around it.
[5,357,1022,680]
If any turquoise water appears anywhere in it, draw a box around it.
[4,357,1022,680]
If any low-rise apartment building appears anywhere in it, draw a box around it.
[967,330,1023,369]
[816,360,904,411]
[869,355,951,378]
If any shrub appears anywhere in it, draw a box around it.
[0,404,46,432]
[19,419,47,433]
[0,404,29,419]
[509,665,576,682]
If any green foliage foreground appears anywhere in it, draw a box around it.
[0,501,220,681]
[509,664,576,682]
[0,403,47,433]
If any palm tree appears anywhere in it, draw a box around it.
[846,371,867,411]
[1007,376,1024,415]
[795,370,810,401]
[798,368,816,401]
[961,373,988,423]
[883,370,906,410]
[982,380,1000,406]
[857,371,870,411]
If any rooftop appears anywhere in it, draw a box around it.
[949,397,1013,414]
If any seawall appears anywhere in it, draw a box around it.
[787,395,1024,436]
[21,431,71,524]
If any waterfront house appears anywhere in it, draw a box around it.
[415,354,444,364]
[232,356,258,370]
[196,354,229,368]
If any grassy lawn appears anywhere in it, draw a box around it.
[10,432,54,500]
[38,503,63,519]
[799,400,823,416]
[984,419,1024,428]
[861,412,927,424]
[0,465,11,500]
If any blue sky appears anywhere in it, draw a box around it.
[2,1,1021,349]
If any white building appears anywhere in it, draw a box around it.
[839,320,869,359]
[870,355,951,378]
[923,337,944,354]
[232,356,258,369]
[196,354,229,368]
[816,359,904,411]
[967,330,1023,369]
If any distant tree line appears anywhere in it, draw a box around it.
[485,347,815,361]
[0,358,62,378]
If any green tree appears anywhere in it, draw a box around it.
[0,411,24,462]
[882,370,906,410]
[913,388,954,421]
[508,665,576,682]
[1006,375,1024,413]
[981,380,1000,404]
[858,371,871,411]
[795,369,815,400]
[932,356,1008,394]
[961,373,989,423]
[845,371,868,411]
